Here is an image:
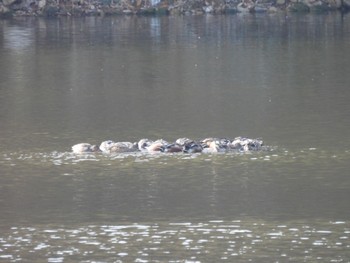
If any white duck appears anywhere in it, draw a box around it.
[72,143,100,154]
[99,140,137,153]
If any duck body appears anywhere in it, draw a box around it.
[138,138,154,152]
[100,140,137,153]
[230,137,263,151]
[146,141,165,153]
[201,139,227,153]
[72,143,100,154]
[162,143,183,153]
[138,139,169,153]
[175,137,194,146]
[183,141,203,153]
[201,138,229,153]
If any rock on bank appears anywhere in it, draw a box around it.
[1,0,349,17]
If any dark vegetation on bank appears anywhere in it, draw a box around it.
[1,0,350,18]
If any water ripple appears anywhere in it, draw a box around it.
[1,147,348,168]
[1,220,349,262]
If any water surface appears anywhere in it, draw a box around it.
[1,13,350,262]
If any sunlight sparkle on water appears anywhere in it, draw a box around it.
[1,220,349,262]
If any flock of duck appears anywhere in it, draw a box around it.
[72,137,264,154]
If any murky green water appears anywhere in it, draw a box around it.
[1,13,350,262]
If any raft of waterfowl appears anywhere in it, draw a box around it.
[72,137,265,154]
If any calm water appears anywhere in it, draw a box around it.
[1,13,350,262]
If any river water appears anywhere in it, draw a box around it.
[1,13,350,262]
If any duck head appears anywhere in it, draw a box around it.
[138,138,154,151]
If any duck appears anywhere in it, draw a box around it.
[146,141,165,153]
[245,138,263,151]
[202,138,230,151]
[72,143,100,154]
[230,137,243,150]
[138,138,154,152]
[230,137,263,151]
[175,137,203,153]
[182,141,203,153]
[175,137,194,146]
[201,137,215,146]
[162,143,183,153]
[99,140,138,154]
[218,138,231,148]
[138,139,169,153]
[201,138,227,153]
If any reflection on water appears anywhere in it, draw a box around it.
[3,26,34,51]
[1,14,350,152]
[1,220,349,262]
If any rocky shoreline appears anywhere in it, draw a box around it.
[1,0,350,18]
